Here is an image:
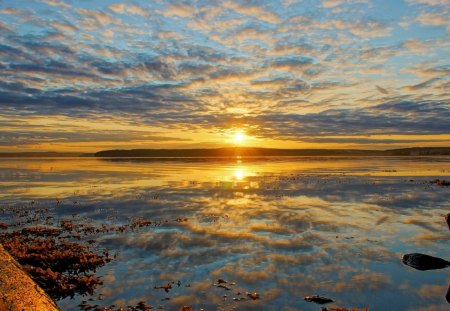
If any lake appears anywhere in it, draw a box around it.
[0,157,449,310]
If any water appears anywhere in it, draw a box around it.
[0,157,449,310]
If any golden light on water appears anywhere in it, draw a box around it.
[234,168,245,180]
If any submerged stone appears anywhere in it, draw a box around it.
[402,253,450,271]
[304,295,334,304]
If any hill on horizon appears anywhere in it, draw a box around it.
[94,147,450,157]
[2,147,450,158]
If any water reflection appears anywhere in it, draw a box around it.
[0,157,449,310]
[234,168,245,181]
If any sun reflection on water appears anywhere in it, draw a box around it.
[234,168,245,181]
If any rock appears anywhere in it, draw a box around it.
[304,295,334,304]
[445,213,450,231]
[446,285,450,304]
[402,253,450,270]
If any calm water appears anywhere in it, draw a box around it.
[1,157,449,310]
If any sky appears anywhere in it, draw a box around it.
[0,0,449,152]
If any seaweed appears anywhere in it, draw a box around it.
[0,228,110,300]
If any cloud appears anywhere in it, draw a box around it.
[223,1,280,24]
[0,20,13,32]
[162,3,196,18]
[266,56,314,71]
[406,0,450,6]
[228,25,274,44]
[415,12,449,27]
[108,3,148,16]
[333,272,391,292]
[417,284,448,299]
[41,0,71,9]
[0,0,448,151]
[247,100,450,138]
[405,78,441,91]
[321,0,371,8]
[401,39,432,53]
[0,8,27,15]
[52,21,78,33]
[376,85,389,94]
[348,20,392,38]
[420,65,450,76]
[0,130,191,146]
[77,8,125,29]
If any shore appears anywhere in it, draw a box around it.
[0,244,59,311]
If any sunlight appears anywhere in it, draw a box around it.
[233,130,246,145]
[234,168,244,180]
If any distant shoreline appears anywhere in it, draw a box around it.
[0,152,93,158]
[1,147,450,158]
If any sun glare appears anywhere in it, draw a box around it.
[233,131,246,145]
[234,168,244,180]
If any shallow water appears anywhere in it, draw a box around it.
[0,157,449,310]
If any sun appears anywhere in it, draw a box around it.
[226,129,251,146]
[233,130,246,145]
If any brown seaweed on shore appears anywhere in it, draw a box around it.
[321,308,369,311]
[246,292,260,300]
[0,201,192,304]
[21,226,62,236]
[79,300,154,310]
[0,228,111,300]
[154,283,172,293]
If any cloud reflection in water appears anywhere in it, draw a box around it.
[0,157,449,310]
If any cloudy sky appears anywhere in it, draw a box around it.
[0,0,449,152]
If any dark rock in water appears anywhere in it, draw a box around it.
[304,295,334,304]
[446,213,450,231]
[446,285,450,304]
[402,253,450,271]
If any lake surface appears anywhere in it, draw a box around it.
[0,157,449,310]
